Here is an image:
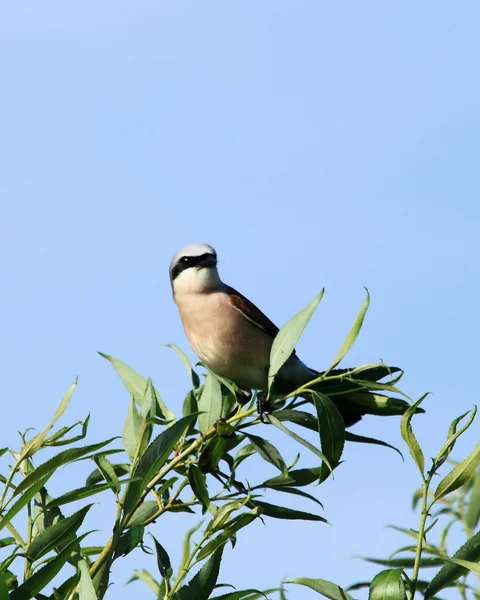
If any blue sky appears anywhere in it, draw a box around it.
[1,2,479,598]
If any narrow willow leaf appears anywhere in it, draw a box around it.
[465,471,480,530]
[268,289,324,392]
[244,433,287,474]
[174,547,224,600]
[86,463,130,486]
[250,500,327,523]
[188,465,210,514]
[151,534,173,580]
[326,289,370,372]
[424,530,480,598]
[441,557,480,575]
[198,371,223,434]
[78,559,97,600]
[435,441,480,500]
[27,504,92,560]
[369,569,406,600]
[287,577,354,600]
[400,396,426,476]
[123,415,196,515]
[182,390,199,436]
[126,569,161,594]
[262,467,321,488]
[233,444,257,469]
[211,589,276,600]
[14,439,117,497]
[122,398,143,460]
[269,486,324,507]
[0,474,51,532]
[113,525,145,558]
[99,353,175,421]
[267,415,332,474]
[197,510,260,562]
[164,344,201,388]
[179,521,204,573]
[436,408,477,468]
[273,409,318,431]
[361,556,444,568]
[93,455,120,494]
[311,391,345,481]
[141,378,157,420]
[19,380,77,460]
[45,481,124,508]
[199,435,242,473]
[126,501,159,528]
[10,536,86,600]
[345,432,403,459]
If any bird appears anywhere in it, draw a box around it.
[168,243,378,427]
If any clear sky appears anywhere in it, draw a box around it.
[1,2,479,598]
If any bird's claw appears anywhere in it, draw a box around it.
[256,392,272,423]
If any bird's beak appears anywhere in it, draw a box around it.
[199,255,217,269]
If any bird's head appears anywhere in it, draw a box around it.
[169,243,220,294]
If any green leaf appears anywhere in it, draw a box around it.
[123,415,196,515]
[122,397,143,460]
[197,510,260,561]
[425,530,480,598]
[249,500,327,523]
[326,289,370,372]
[262,466,321,488]
[311,391,345,481]
[199,436,242,473]
[0,474,51,532]
[164,344,201,388]
[287,577,354,600]
[86,463,130,486]
[45,481,124,508]
[465,471,480,530]
[435,440,480,500]
[188,464,210,514]
[211,590,276,600]
[345,432,403,458]
[197,371,223,434]
[268,290,324,391]
[182,390,199,436]
[99,353,175,421]
[179,521,203,573]
[151,534,173,580]
[14,439,117,496]
[440,557,480,576]
[113,525,144,558]
[93,455,121,494]
[369,569,406,600]
[10,536,86,600]
[268,485,324,507]
[266,415,332,474]
[400,396,426,476]
[361,557,444,568]
[19,380,77,460]
[126,501,159,528]
[27,504,92,560]
[436,408,477,467]
[174,547,223,600]
[78,559,97,600]
[244,433,287,474]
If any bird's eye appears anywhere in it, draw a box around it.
[181,256,191,265]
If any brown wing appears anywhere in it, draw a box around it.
[225,285,297,357]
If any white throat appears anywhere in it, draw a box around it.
[173,266,221,296]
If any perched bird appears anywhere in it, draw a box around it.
[169,243,375,426]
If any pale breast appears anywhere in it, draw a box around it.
[175,289,272,389]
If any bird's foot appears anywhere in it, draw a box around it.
[256,392,272,423]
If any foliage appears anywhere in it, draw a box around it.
[0,290,472,599]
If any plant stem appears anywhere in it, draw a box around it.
[410,473,434,600]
